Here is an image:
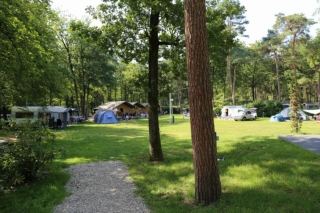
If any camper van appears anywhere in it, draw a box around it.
[221,106,248,119]
[10,106,46,124]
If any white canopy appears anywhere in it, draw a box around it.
[303,109,320,115]
[46,106,70,113]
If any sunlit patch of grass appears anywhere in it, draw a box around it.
[57,157,94,164]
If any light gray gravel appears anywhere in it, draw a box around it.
[54,161,150,213]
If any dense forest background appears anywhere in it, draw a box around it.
[1,0,320,118]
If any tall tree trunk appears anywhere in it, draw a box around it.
[251,62,257,101]
[60,37,80,109]
[178,89,182,114]
[232,63,239,105]
[318,69,320,108]
[273,51,281,100]
[159,99,163,114]
[292,34,297,77]
[86,81,90,119]
[148,8,163,161]
[226,54,234,104]
[184,0,221,205]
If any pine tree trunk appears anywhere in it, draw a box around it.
[148,8,163,161]
[273,51,281,100]
[184,0,221,205]
[318,70,320,108]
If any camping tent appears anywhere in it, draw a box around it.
[280,107,307,121]
[270,114,286,122]
[94,110,118,124]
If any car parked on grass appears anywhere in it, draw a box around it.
[234,110,256,121]
[248,108,257,119]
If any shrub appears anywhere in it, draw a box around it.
[245,100,283,117]
[0,120,65,192]
[214,107,222,116]
[162,106,181,114]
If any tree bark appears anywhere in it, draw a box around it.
[148,8,163,161]
[184,0,221,205]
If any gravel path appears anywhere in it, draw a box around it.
[54,161,150,213]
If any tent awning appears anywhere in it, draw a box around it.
[46,106,70,113]
[303,109,320,115]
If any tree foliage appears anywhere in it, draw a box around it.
[0,0,63,105]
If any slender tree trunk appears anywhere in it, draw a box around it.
[273,51,281,100]
[318,70,320,108]
[311,60,320,107]
[232,63,239,105]
[184,0,221,205]
[227,55,234,104]
[60,37,80,109]
[292,34,297,77]
[159,99,163,114]
[148,8,163,161]
[251,62,257,101]
[107,87,112,101]
[178,89,182,113]
[86,81,90,119]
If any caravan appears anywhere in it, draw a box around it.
[10,106,47,125]
[221,106,248,119]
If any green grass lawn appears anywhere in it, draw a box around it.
[1,116,320,213]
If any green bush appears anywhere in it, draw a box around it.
[0,120,65,192]
[162,106,181,114]
[214,107,222,116]
[245,100,283,117]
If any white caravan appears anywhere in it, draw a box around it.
[10,106,46,124]
[220,106,248,119]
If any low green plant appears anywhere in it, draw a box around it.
[0,120,65,192]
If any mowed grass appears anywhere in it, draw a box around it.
[1,116,320,213]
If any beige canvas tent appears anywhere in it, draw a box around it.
[94,101,135,117]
